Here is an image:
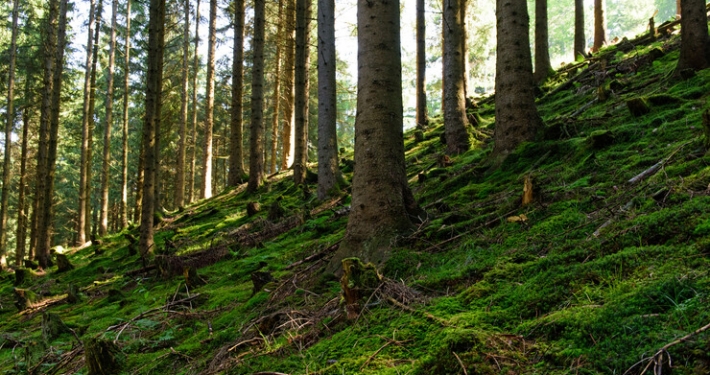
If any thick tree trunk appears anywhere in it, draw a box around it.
[0,0,20,267]
[247,0,266,193]
[317,0,339,200]
[416,0,428,129]
[574,0,586,60]
[202,0,217,199]
[175,0,190,207]
[592,0,606,52]
[139,0,166,256]
[493,0,543,160]
[533,0,553,84]
[331,0,418,269]
[121,0,132,228]
[443,0,470,155]
[293,0,311,186]
[99,0,118,236]
[280,0,296,171]
[270,0,284,176]
[676,0,710,72]
[228,0,246,186]
[189,0,201,202]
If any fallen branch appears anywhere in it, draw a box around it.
[627,140,691,185]
[110,294,201,343]
[286,242,340,270]
[453,351,469,375]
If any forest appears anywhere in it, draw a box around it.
[1,0,710,373]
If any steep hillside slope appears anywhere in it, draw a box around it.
[3,25,710,375]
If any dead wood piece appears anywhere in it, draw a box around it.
[42,311,72,342]
[340,258,382,320]
[56,253,74,272]
[286,242,340,270]
[13,288,38,311]
[85,337,122,375]
[626,97,651,117]
[110,294,201,342]
[155,246,229,278]
[125,264,157,276]
[247,202,261,217]
[184,267,207,289]
[67,283,81,304]
[251,271,274,296]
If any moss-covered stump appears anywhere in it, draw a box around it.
[414,129,425,142]
[587,130,615,149]
[123,233,138,256]
[24,259,39,270]
[267,197,286,222]
[183,267,206,289]
[340,258,382,320]
[627,97,651,117]
[14,268,29,286]
[250,270,274,296]
[13,288,39,311]
[85,337,123,375]
[246,202,261,217]
[67,283,81,304]
[42,312,71,342]
[56,253,74,272]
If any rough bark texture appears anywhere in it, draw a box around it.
[416,0,428,129]
[0,0,20,266]
[121,0,131,228]
[676,0,710,72]
[493,0,543,161]
[247,0,266,193]
[139,0,166,256]
[270,0,284,176]
[228,0,246,186]
[100,0,118,236]
[443,0,470,155]
[16,80,33,266]
[330,0,417,270]
[202,0,217,199]
[86,0,103,239]
[293,0,311,186]
[533,0,553,84]
[317,0,339,200]
[280,0,296,171]
[189,0,201,202]
[175,0,190,207]
[574,0,586,60]
[592,0,606,52]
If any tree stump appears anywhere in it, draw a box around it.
[588,130,615,149]
[85,337,123,375]
[14,268,28,286]
[246,202,261,217]
[67,283,81,304]
[414,129,425,142]
[13,288,38,311]
[251,270,274,296]
[184,267,206,289]
[124,233,138,256]
[42,312,71,342]
[626,97,651,117]
[702,110,710,150]
[24,259,39,270]
[340,258,382,320]
[268,197,286,222]
[56,253,74,272]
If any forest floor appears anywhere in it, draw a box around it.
[3,23,710,375]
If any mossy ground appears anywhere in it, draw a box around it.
[3,29,710,375]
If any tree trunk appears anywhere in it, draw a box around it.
[228,0,246,186]
[77,0,97,246]
[533,0,553,84]
[280,0,296,171]
[574,0,586,60]
[270,0,284,176]
[247,0,266,193]
[86,0,104,240]
[317,0,338,200]
[175,0,190,207]
[0,0,20,268]
[443,0,470,155]
[330,0,418,269]
[416,0,428,129]
[592,0,606,52]
[16,79,33,267]
[189,0,201,202]
[493,0,543,161]
[202,0,217,199]
[139,0,166,256]
[121,0,132,229]
[293,0,311,186]
[677,0,682,18]
[676,0,710,72]
[99,0,118,237]
[134,136,144,223]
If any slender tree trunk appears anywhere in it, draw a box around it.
[16,80,33,266]
[592,0,606,52]
[416,0,428,129]
[493,0,543,160]
[677,0,682,18]
[280,0,296,171]
[676,0,710,72]
[139,0,166,255]
[533,0,552,84]
[270,0,284,176]
[100,0,118,236]
[228,0,246,186]
[77,0,97,245]
[293,0,311,186]
[175,0,190,206]
[121,0,132,228]
[134,136,144,223]
[189,0,201,202]
[443,0,470,155]
[316,0,338,200]
[0,0,20,268]
[247,0,266,193]
[574,0,586,60]
[87,0,104,240]
[202,0,217,199]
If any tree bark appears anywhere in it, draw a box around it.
[121,0,132,228]
[16,78,33,267]
[86,0,104,240]
[416,0,428,129]
[175,0,191,207]
[280,0,296,171]
[270,0,284,176]
[443,0,470,155]
[533,0,553,84]
[228,0,246,186]
[0,0,20,268]
[676,0,710,72]
[493,0,543,161]
[592,0,606,52]
[293,0,312,186]
[99,0,118,236]
[202,0,217,199]
[248,0,266,193]
[317,0,339,200]
[574,0,586,60]
[189,0,201,202]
